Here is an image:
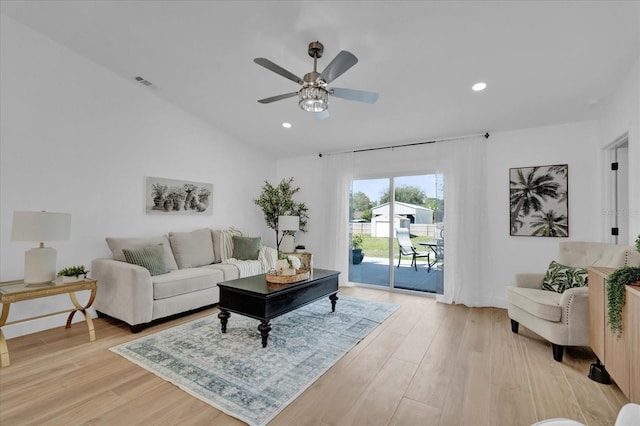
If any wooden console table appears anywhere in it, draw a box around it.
[588,267,639,403]
[0,278,97,367]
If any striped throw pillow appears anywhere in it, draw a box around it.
[122,244,169,276]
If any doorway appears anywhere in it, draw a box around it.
[608,135,629,245]
[348,173,444,294]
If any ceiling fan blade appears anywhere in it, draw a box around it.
[330,88,379,104]
[321,51,358,84]
[315,110,330,120]
[254,58,304,85]
[257,92,298,104]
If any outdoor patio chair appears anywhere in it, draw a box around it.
[395,228,430,271]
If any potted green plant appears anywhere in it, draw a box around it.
[254,177,309,252]
[635,234,640,253]
[606,266,640,338]
[351,233,364,265]
[57,265,89,283]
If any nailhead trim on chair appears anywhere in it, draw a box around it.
[564,292,574,325]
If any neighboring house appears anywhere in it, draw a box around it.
[370,202,433,237]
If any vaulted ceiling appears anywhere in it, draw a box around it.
[2,1,639,158]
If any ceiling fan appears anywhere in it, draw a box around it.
[254,41,379,117]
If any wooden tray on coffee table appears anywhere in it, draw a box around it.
[266,270,310,284]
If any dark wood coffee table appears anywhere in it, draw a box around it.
[217,268,340,347]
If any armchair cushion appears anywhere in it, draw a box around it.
[507,287,562,322]
[541,261,588,293]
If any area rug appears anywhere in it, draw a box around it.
[110,295,398,426]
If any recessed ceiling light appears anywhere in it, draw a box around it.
[472,82,487,92]
[282,122,292,129]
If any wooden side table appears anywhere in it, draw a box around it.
[0,278,97,367]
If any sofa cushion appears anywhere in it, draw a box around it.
[211,229,223,264]
[202,263,240,281]
[106,235,179,271]
[541,261,588,293]
[507,287,562,322]
[232,236,261,260]
[169,228,215,269]
[122,244,169,276]
[152,268,223,300]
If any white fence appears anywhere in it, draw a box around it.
[351,222,440,238]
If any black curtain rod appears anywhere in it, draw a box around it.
[318,132,490,158]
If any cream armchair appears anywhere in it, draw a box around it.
[506,241,639,362]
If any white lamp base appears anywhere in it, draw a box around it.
[24,246,57,284]
[280,235,295,253]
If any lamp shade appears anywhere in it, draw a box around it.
[11,211,71,242]
[278,215,299,231]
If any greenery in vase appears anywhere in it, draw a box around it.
[253,177,309,251]
[606,266,640,338]
[635,234,640,252]
[57,265,89,278]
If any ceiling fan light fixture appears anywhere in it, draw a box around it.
[298,86,328,112]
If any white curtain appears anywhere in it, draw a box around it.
[321,153,354,285]
[320,137,490,306]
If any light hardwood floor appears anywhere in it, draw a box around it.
[0,286,629,425]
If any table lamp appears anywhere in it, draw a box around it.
[278,215,299,253]
[11,211,72,284]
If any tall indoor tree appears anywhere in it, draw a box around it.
[254,177,309,251]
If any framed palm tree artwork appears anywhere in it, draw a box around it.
[509,164,568,237]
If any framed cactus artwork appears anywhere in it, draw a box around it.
[146,176,213,215]
[509,164,568,237]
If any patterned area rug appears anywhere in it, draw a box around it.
[110,295,398,426]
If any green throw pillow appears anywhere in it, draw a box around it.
[541,260,588,293]
[122,244,169,276]
[232,236,261,260]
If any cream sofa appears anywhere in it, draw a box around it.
[91,228,277,332]
[506,241,640,362]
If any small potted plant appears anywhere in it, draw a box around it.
[606,265,640,338]
[57,265,89,283]
[351,233,365,265]
[295,244,306,253]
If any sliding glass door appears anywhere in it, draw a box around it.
[348,173,444,294]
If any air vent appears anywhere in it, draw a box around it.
[135,76,153,86]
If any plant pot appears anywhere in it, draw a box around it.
[62,274,85,283]
[352,249,364,265]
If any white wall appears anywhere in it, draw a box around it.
[598,58,640,244]
[0,15,275,338]
[278,120,602,307]
[485,121,601,306]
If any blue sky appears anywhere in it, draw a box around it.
[352,174,441,203]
